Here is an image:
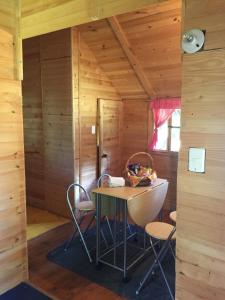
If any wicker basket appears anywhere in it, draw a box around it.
[125,152,155,187]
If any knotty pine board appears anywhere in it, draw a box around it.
[0,0,28,294]
[176,45,225,300]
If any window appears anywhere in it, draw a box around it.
[155,109,181,152]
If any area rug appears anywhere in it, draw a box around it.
[47,225,175,300]
[0,283,52,300]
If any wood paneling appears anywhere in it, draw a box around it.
[0,0,22,80]
[22,37,45,209]
[79,0,181,100]
[176,1,225,297]
[0,29,14,80]
[22,29,74,217]
[21,0,166,39]
[0,0,27,294]
[41,55,74,217]
[117,0,182,98]
[108,16,155,98]
[23,27,121,212]
[0,79,27,294]
[76,31,121,192]
[79,19,148,100]
[122,100,149,163]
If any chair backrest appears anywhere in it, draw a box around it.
[97,173,112,187]
[127,181,168,228]
[66,183,91,212]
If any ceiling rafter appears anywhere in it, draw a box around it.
[107,16,156,99]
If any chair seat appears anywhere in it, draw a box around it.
[170,211,176,223]
[145,222,176,240]
[76,201,95,211]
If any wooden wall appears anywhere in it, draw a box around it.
[79,19,148,100]
[0,0,28,294]
[73,28,121,193]
[116,0,181,98]
[22,28,121,211]
[122,100,177,211]
[22,29,74,217]
[41,29,74,217]
[176,0,225,299]
[23,37,45,209]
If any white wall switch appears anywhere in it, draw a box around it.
[188,147,206,173]
[91,125,96,135]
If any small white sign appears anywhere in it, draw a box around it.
[91,125,96,135]
[188,147,206,173]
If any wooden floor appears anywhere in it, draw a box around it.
[28,210,172,299]
[27,206,70,240]
[28,219,125,300]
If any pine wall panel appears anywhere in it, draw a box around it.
[22,29,74,217]
[22,36,45,209]
[176,1,225,298]
[75,29,122,192]
[22,27,122,213]
[0,0,28,294]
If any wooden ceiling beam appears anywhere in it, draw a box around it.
[21,0,166,39]
[108,16,156,98]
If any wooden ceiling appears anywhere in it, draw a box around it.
[79,0,182,99]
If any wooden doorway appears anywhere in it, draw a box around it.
[97,99,123,177]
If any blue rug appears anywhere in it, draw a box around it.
[47,224,175,300]
[0,283,52,300]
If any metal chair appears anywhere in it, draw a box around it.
[97,174,113,239]
[64,183,96,263]
[135,197,176,299]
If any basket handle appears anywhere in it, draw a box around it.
[125,152,154,171]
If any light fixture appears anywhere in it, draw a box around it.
[182,29,205,54]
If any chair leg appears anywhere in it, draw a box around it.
[151,238,174,300]
[64,231,76,251]
[136,236,175,299]
[169,241,176,260]
[70,211,93,263]
[64,215,85,251]
[136,255,158,295]
[83,214,95,235]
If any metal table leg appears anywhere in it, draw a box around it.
[96,194,101,266]
[113,198,118,265]
[123,200,127,280]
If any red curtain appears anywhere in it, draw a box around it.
[149,98,181,150]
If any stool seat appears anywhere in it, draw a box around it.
[145,222,176,240]
[170,211,176,223]
[76,201,95,211]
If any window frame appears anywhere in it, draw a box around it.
[152,109,181,153]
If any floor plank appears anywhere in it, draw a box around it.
[27,206,70,240]
[28,209,173,299]
[28,220,125,300]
